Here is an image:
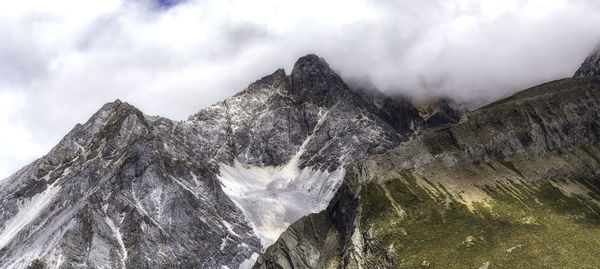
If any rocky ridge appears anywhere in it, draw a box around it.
[255,55,600,268]
[574,45,600,78]
[0,55,461,268]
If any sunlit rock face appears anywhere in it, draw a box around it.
[0,100,261,269]
[0,54,461,268]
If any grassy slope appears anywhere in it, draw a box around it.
[355,77,600,268]
[255,76,600,269]
[360,167,600,268]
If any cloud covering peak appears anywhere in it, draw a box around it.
[1,0,600,178]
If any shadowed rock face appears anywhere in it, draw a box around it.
[255,61,600,267]
[289,54,348,107]
[0,55,462,268]
[574,46,600,78]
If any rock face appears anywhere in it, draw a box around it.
[0,55,461,268]
[0,100,261,268]
[411,98,465,128]
[255,72,600,266]
[574,45,600,77]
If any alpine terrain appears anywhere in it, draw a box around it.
[0,55,462,268]
[254,49,600,268]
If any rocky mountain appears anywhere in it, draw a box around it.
[574,45,600,77]
[0,100,261,269]
[255,55,600,268]
[410,98,465,128]
[0,55,462,268]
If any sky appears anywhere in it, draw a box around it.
[1,0,600,179]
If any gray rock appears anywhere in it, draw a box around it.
[256,63,600,268]
[574,44,600,77]
[0,55,462,268]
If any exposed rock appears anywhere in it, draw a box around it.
[252,212,335,269]
[0,55,462,268]
[412,98,465,128]
[256,72,600,267]
[574,45,600,77]
[0,100,261,268]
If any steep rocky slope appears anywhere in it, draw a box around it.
[0,101,261,268]
[574,45,600,77]
[255,66,600,267]
[0,55,460,268]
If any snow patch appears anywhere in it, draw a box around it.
[105,215,127,268]
[0,181,61,249]
[218,159,344,248]
[222,220,239,237]
[239,253,259,269]
[56,252,65,268]
[220,236,230,251]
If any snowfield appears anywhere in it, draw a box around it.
[219,159,344,248]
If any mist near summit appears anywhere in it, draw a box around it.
[1,0,600,178]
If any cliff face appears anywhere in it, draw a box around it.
[0,55,461,268]
[255,74,600,267]
[189,55,440,249]
[574,46,600,78]
[0,100,262,268]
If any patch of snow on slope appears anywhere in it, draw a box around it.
[105,215,127,268]
[218,159,344,248]
[0,181,61,249]
[239,252,259,269]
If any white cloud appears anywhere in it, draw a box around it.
[0,91,45,178]
[1,0,600,178]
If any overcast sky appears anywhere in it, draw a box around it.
[1,0,600,179]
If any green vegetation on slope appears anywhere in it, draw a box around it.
[359,172,600,268]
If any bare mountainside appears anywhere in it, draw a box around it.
[0,55,461,268]
[255,50,600,268]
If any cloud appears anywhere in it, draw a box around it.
[0,91,46,178]
[1,0,600,178]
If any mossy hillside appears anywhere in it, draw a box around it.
[359,171,600,268]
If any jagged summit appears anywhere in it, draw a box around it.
[0,53,464,269]
[93,98,140,117]
[95,99,139,113]
[255,50,600,269]
[289,54,350,107]
[236,68,287,97]
[574,44,600,77]
[85,99,144,133]
[291,54,333,75]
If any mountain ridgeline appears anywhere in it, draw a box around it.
[574,45,600,78]
[1,47,599,269]
[0,55,462,268]
[255,50,600,268]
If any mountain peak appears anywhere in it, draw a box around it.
[238,68,287,96]
[291,54,334,77]
[574,44,600,77]
[289,54,349,106]
[294,53,326,65]
[93,99,139,117]
[83,99,144,134]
